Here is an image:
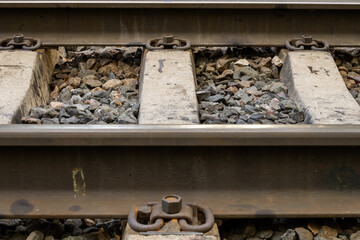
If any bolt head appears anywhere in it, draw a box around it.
[162,195,182,214]
[163,34,174,44]
[13,34,24,44]
[302,34,313,44]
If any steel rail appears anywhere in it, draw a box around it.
[1,0,360,9]
[1,8,360,47]
[1,125,360,146]
[0,144,360,218]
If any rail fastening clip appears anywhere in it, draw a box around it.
[0,34,42,51]
[128,194,215,233]
[285,34,329,51]
[146,34,191,50]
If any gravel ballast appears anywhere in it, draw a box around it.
[334,48,360,105]
[2,218,360,240]
[21,47,142,124]
[194,47,305,124]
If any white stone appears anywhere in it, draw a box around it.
[271,56,283,67]
[280,51,360,124]
[139,50,199,124]
[234,59,249,66]
[0,50,57,124]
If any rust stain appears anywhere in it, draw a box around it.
[69,205,82,212]
[72,168,86,198]
[10,199,34,215]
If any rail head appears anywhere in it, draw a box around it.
[0,124,360,146]
[1,0,360,9]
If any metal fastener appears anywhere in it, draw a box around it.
[162,195,182,214]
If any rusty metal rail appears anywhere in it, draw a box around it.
[0,8,360,47]
[0,125,360,218]
[1,0,360,9]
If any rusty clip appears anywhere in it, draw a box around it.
[146,34,190,50]
[285,34,328,51]
[0,34,42,51]
[128,194,214,233]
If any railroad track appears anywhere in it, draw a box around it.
[0,1,360,239]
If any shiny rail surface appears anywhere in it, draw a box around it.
[1,125,360,146]
[1,0,360,8]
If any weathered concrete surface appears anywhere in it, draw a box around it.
[123,221,220,240]
[280,50,360,124]
[138,50,199,124]
[0,49,58,124]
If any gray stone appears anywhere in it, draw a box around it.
[30,108,47,119]
[290,111,305,122]
[93,90,109,98]
[102,79,122,90]
[236,119,246,124]
[233,70,241,80]
[206,94,226,103]
[197,90,211,101]
[258,230,274,239]
[26,231,44,240]
[200,113,221,122]
[43,108,59,118]
[269,82,288,94]
[71,88,86,97]
[250,112,264,120]
[41,118,60,124]
[58,88,72,102]
[280,229,296,240]
[216,59,231,72]
[89,99,101,111]
[318,226,338,239]
[240,66,259,79]
[86,79,103,88]
[272,232,285,240]
[350,231,360,240]
[65,105,81,116]
[21,116,41,124]
[70,95,83,105]
[68,77,81,88]
[280,99,297,110]
[339,235,348,240]
[118,113,137,124]
[78,69,97,78]
[272,55,283,67]
[60,116,80,124]
[0,219,22,227]
[295,227,313,240]
[242,223,257,239]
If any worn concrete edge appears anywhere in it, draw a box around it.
[17,49,58,123]
[0,125,360,146]
[280,51,360,124]
[7,49,58,123]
